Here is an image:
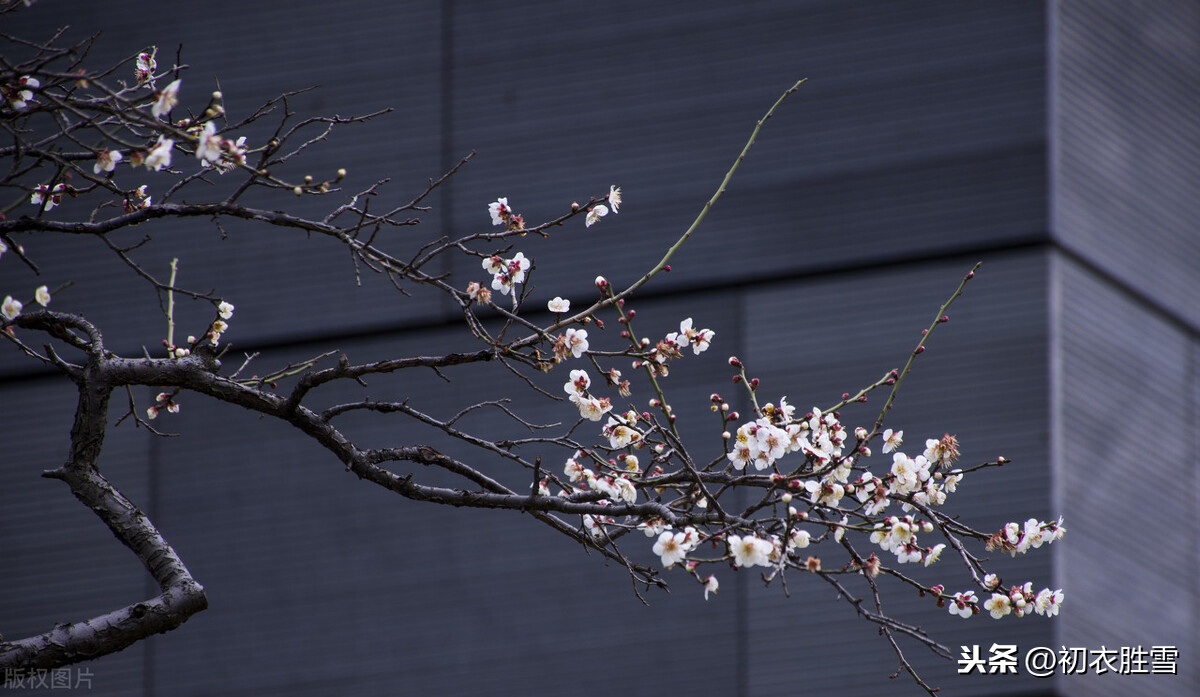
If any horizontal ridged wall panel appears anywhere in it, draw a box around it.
[1055,254,1197,697]
[1053,0,1200,329]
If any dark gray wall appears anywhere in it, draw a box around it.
[1,1,1194,695]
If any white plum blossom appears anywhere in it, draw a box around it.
[787,528,811,550]
[882,428,903,453]
[465,281,489,304]
[728,534,773,569]
[611,476,637,504]
[218,301,235,320]
[145,137,174,171]
[585,204,608,227]
[753,423,789,468]
[1035,588,1064,617]
[638,518,667,538]
[208,319,228,345]
[151,79,180,118]
[196,121,223,163]
[581,514,605,539]
[727,437,753,470]
[146,391,179,420]
[482,251,531,295]
[570,394,611,421]
[488,197,511,226]
[923,543,945,566]
[652,530,691,568]
[30,183,65,211]
[2,295,22,321]
[603,416,641,449]
[870,516,916,553]
[703,574,718,600]
[948,590,977,618]
[727,417,793,471]
[608,185,622,213]
[547,296,570,313]
[564,369,590,395]
[665,317,714,355]
[563,328,588,358]
[482,255,505,276]
[93,150,123,175]
[135,51,157,83]
[6,75,39,109]
[888,452,930,495]
[895,544,924,564]
[563,453,586,483]
[923,433,960,466]
[34,285,50,307]
[805,479,845,507]
[984,593,1012,619]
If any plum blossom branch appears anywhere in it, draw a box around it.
[0,24,1063,694]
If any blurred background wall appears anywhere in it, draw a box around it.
[2,1,1196,695]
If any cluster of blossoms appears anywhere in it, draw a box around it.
[851,433,965,517]
[583,185,621,227]
[987,516,1067,556]
[3,75,38,110]
[563,452,639,540]
[481,252,531,296]
[146,391,180,420]
[664,317,713,356]
[563,369,612,422]
[602,410,643,449]
[30,183,68,211]
[70,80,244,176]
[2,285,51,322]
[943,573,1064,620]
[194,119,248,171]
[487,197,525,231]
[634,318,714,377]
[123,185,152,212]
[868,515,945,566]
[726,402,846,479]
[134,50,157,84]
[465,192,1063,622]
[207,301,235,345]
